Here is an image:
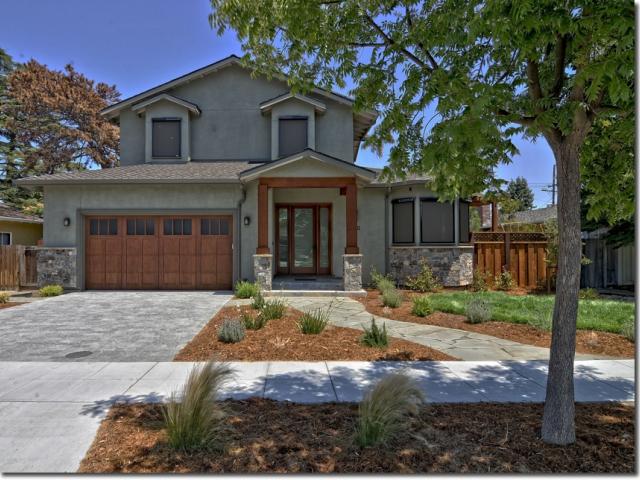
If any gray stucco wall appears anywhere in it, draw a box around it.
[118,65,356,164]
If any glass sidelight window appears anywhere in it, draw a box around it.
[277,208,289,271]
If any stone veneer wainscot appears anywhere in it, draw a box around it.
[389,246,473,287]
[36,247,77,289]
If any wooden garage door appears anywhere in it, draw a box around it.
[85,215,233,290]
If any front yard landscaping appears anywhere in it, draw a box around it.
[357,290,635,358]
[174,303,455,361]
[79,400,634,473]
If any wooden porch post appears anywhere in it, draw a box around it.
[345,183,359,254]
[491,200,500,231]
[257,183,269,254]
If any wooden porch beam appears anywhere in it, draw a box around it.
[345,183,359,254]
[259,177,356,188]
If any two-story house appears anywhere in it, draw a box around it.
[18,55,473,291]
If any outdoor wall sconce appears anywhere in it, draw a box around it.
[63,217,71,227]
[243,216,251,226]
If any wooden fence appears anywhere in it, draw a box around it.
[472,232,551,289]
[0,246,39,289]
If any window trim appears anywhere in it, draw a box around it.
[419,197,456,245]
[458,199,472,244]
[391,197,415,245]
[0,232,12,246]
[278,116,309,158]
[151,117,182,159]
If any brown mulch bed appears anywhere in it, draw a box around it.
[0,302,20,309]
[174,305,455,361]
[357,290,635,358]
[78,400,634,473]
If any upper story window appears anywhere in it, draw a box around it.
[420,199,454,244]
[392,198,415,244]
[278,117,308,157]
[152,118,181,158]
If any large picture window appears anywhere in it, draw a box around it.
[392,198,415,244]
[152,118,181,158]
[420,199,454,244]
[278,117,308,157]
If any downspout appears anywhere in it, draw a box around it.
[384,186,390,275]
[237,183,247,282]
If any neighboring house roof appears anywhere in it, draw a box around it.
[368,169,431,186]
[131,93,201,116]
[239,149,377,182]
[502,205,557,225]
[259,92,326,114]
[99,55,377,161]
[0,203,42,224]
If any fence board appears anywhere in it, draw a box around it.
[0,246,19,289]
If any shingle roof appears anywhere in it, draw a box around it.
[0,203,42,223]
[503,205,557,225]
[368,168,431,185]
[15,162,258,186]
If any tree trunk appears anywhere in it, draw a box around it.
[541,138,583,445]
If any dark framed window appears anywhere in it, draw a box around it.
[278,117,308,157]
[152,118,181,158]
[163,218,192,235]
[458,200,471,243]
[127,218,155,236]
[392,198,415,244]
[0,232,11,245]
[90,218,118,236]
[201,218,230,236]
[420,199,454,244]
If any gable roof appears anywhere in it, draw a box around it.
[131,93,201,116]
[239,149,377,182]
[0,202,42,223]
[502,205,557,225]
[259,92,326,114]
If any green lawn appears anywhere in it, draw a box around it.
[427,291,635,334]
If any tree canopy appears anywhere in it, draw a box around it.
[502,176,535,214]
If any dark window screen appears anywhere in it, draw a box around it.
[152,119,181,158]
[459,200,471,243]
[278,118,307,157]
[421,199,454,243]
[392,198,414,244]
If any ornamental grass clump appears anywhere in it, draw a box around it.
[465,298,492,324]
[0,291,10,304]
[217,318,245,343]
[354,373,425,448]
[297,306,330,334]
[163,361,233,452]
[411,296,433,317]
[381,288,402,308]
[370,266,395,293]
[242,310,268,330]
[250,290,265,309]
[260,298,287,320]
[234,280,259,299]
[361,318,389,348]
[39,284,63,297]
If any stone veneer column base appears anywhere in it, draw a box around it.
[36,247,78,289]
[253,254,273,291]
[343,254,363,291]
[389,246,473,287]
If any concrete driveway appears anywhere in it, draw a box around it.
[0,291,231,361]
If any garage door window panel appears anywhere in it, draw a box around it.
[90,218,118,236]
[164,218,192,235]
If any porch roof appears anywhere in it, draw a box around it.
[238,149,377,183]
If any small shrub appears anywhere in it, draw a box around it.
[411,296,433,317]
[381,288,402,308]
[0,291,10,304]
[494,269,515,291]
[465,298,492,324]
[355,373,425,447]
[260,298,287,320]
[251,290,265,309]
[579,288,600,300]
[470,268,488,292]
[234,281,259,299]
[405,259,441,293]
[621,318,635,342]
[297,307,330,334]
[370,266,394,293]
[242,310,268,330]
[39,284,63,297]
[163,361,233,452]
[217,318,245,343]
[361,318,389,348]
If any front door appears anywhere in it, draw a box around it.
[276,204,331,275]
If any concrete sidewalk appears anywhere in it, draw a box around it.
[0,359,634,472]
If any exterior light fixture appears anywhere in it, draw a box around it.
[63,217,71,227]
[243,216,251,226]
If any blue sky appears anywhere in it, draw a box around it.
[2,0,556,207]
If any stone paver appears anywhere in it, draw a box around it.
[0,291,232,361]
[282,296,607,361]
[0,359,633,472]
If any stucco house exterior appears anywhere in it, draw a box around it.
[0,202,42,246]
[17,55,473,291]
